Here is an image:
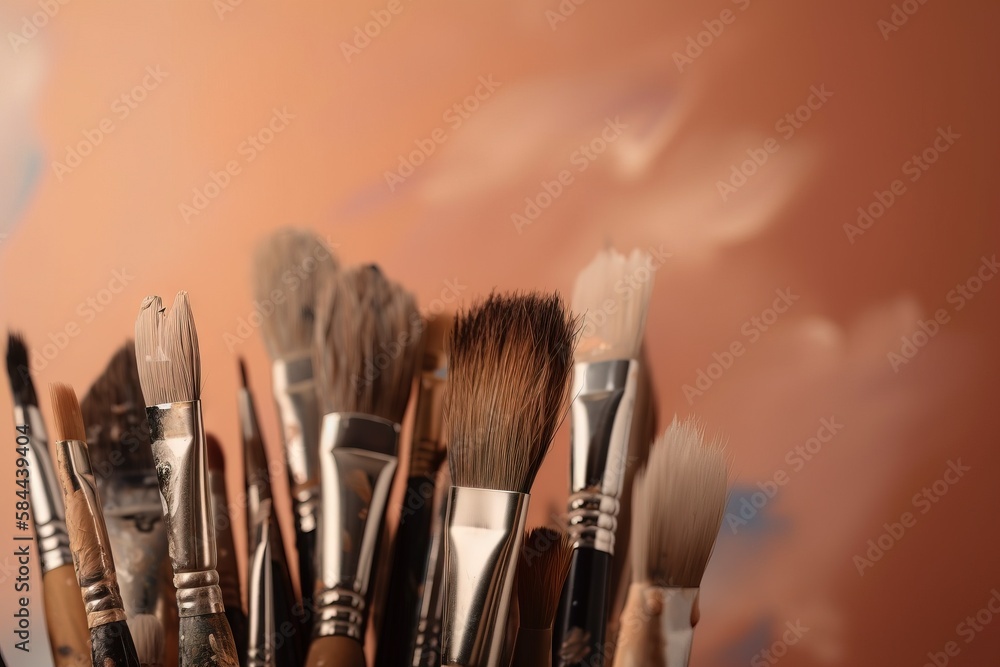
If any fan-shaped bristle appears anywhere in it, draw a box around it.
[50,383,86,442]
[517,527,573,630]
[134,292,201,406]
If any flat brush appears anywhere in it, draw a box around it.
[307,264,422,667]
[442,292,575,667]
[51,383,140,667]
[375,313,452,667]
[513,528,573,667]
[134,292,240,667]
[555,249,655,667]
[5,333,89,667]
[612,418,728,667]
[253,228,338,615]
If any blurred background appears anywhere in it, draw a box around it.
[1,1,998,665]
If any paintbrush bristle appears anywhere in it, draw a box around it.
[50,383,87,442]
[631,417,728,588]
[238,357,249,389]
[572,248,654,362]
[314,264,422,423]
[252,228,338,360]
[129,613,165,667]
[5,332,37,406]
[517,527,573,630]
[134,292,201,406]
[446,292,576,493]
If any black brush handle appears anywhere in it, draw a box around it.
[225,607,248,667]
[272,551,306,666]
[91,620,141,667]
[179,612,239,667]
[295,525,318,637]
[554,548,612,667]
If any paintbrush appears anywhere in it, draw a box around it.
[512,528,573,667]
[239,359,303,665]
[611,418,728,667]
[247,499,276,667]
[5,333,90,667]
[410,464,450,666]
[554,249,655,667]
[80,343,171,640]
[51,383,141,667]
[375,312,452,667]
[253,228,338,617]
[306,264,422,667]
[442,292,575,667]
[130,614,165,667]
[134,292,240,667]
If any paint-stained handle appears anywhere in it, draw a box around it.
[43,563,90,667]
[179,612,239,667]
[554,549,612,667]
[91,620,140,667]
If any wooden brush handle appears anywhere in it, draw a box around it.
[91,620,140,667]
[512,627,552,667]
[554,549,612,667]
[178,612,239,667]
[306,635,366,667]
[43,564,90,667]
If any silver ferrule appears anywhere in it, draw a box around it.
[272,355,322,534]
[102,482,167,617]
[568,359,639,554]
[442,487,529,667]
[616,585,697,667]
[411,465,450,666]
[15,404,73,572]
[658,588,697,667]
[314,412,400,640]
[146,401,224,618]
[56,439,127,628]
[247,500,275,667]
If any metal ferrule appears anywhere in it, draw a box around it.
[567,359,639,554]
[442,486,529,667]
[15,404,73,572]
[410,363,447,478]
[247,500,275,667]
[314,412,400,640]
[272,355,322,534]
[616,585,697,667]
[656,588,697,667]
[411,465,450,666]
[56,439,127,629]
[102,480,167,617]
[146,401,224,618]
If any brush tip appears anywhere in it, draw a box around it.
[5,331,36,405]
[517,527,573,630]
[50,383,86,442]
[238,357,249,388]
[205,434,225,472]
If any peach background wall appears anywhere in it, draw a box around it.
[1,1,998,665]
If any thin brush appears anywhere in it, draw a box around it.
[247,499,276,667]
[612,418,728,667]
[442,292,575,667]
[134,292,240,667]
[51,383,140,667]
[512,528,573,667]
[253,228,338,615]
[307,264,422,667]
[555,249,655,667]
[6,333,89,667]
[129,614,165,667]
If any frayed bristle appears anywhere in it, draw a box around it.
[129,613,165,667]
[50,383,86,442]
[5,332,37,406]
[631,417,728,588]
[314,264,422,423]
[446,292,576,492]
[134,292,201,406]
[206,434,225,472]
[517,527,573,630]
[252,228,338,359]
[572,248,654,362]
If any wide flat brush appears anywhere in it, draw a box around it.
[134,292,240,667]
[5,333,89,667]
[612,418,728,667]
[442,292,575,667]
[51,383,140,667]
[512,528,573,667]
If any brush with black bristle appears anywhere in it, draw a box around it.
[306,264,422,667]
[513,528,573,667]
[134,293,240,667]
[442,292,576,667]
[611,418,728,667]
[5,333,89,667]
[253,229,338,615]
[51,383,141,667]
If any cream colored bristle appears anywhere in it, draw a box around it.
[134,292,201,406]
[50,383,86,442]
[129,613,165,667]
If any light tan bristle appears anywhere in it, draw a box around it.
[253,228,338,359]
[517,527,573,630]
[631,417,728,588]
[129,613,165,667]
[134,292,201,406]
[314,264,422,423]
[446,292,576,492]
[572,248,655,362]
[50,383,86,442]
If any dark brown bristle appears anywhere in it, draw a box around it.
[446,291,576,492]
[5,332,37,406]
[238,357,249,389]
[517,527,573,630]
[50,383,87,442]
[206,434,225,472]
